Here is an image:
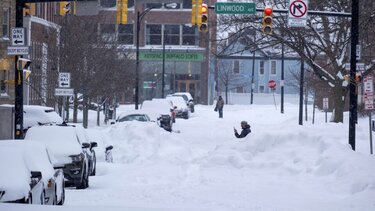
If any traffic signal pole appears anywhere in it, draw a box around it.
[14,0,25,139]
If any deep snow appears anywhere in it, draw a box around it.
[1,101,375,211]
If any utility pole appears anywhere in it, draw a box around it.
[299,59,304,125]
[349,0,359,150]
[250,30,255,104]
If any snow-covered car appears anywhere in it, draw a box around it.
[166,96,190,119]
[0,140,65,205]
[140,98,174,131]
[0,104,63,135]
[170,92,195,113]
[73,124,98,176]
[24,124,91,189]
[116,112,151,122]
[0,147,44,204]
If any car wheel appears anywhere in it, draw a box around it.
[40,191,45,205]
[76,169,89,189]
[57,185,65,205]
[92,154,96,176]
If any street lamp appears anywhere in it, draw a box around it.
[135,6,158,110]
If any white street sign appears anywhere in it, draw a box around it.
[323,97,329,110]
[11,28,26,46]
[59,72,71,88]
[7,46,29,55]
[363,76,374,110]
[55,88,74,96]
[288,0,308,28]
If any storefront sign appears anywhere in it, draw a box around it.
[139,52,204,62]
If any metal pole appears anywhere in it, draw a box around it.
[281,37,285,113]
[135,11,140,109]
[299,59,304,125]
[369,112,373,154]
[162,27,165,98]
[14,0,24,139]
[349,0,359,151]
[250,31,255,104]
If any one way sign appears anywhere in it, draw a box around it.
[11,28,26,46]
[59,72,71,88]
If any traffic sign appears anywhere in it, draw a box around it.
[363,76,374,110]
[344,63,365,71]
[288,0,308,27]
[11,28,26,46]
[59,72,71,88]
[7,46,29,55]
[55,88,74,96]
[323,98,329,110]
[215,2,256,14]
[268,80,276,90]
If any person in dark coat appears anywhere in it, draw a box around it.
[215,96,224,118]
[234,121,251,138]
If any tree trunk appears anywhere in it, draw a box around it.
[225,85,228,104]
[331,86,345,123]
[73,93,78,123]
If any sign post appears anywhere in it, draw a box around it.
[363,76,374,154]
[323,97,329,123]
[268,80,277,110]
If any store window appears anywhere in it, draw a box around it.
[100,24,116,42]
[2,8,10,39]
[0,70,8,96]
[259,85,265,93]
[118,24,133,44]
[182,25,197,45]
[233,60,240,73]
[164,25,180,45]
[146,24,162,45]
[259,61,265,75]
[271,60,276,75]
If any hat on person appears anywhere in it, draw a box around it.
[241,121,247,125]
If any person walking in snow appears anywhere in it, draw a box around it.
[215,96,224,118]
[234,121,251,138]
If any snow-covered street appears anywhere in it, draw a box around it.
[2,103,375,211]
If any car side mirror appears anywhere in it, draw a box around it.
[105,145,113,151]
[90,142,98,149]
[82,142,91,149]
[31,171,42,179]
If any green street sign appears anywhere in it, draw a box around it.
[139,52,204,62]
[215,2,256,14]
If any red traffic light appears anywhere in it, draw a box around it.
[264,7,273,16]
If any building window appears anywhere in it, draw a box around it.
[259,85,265,93]
[233,60,240,73]
[259,61,265,75]
[100,24,116,42]
[271,60,276,75]
[183,0,192,8]
[164,25,180,45]
[118,24,133,44]
[236,86,244,93]
[182,25,197,45]
[2,8,10,39]
[146,24,162,45]
[0,70,8,96]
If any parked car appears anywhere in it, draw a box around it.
[73,124,98,176]
[0,140,65,205]
[166,96,190,119]
[170,92,195,113]
[141,98,174,132]
[24,124,91,189]
[0,147,44,204]
[116,112,151,123]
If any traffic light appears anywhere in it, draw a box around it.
[199,3,208,32]
[191,0,202,25]
[262,6,273,35]
[59,1,71,16]
[117,0,128,25]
